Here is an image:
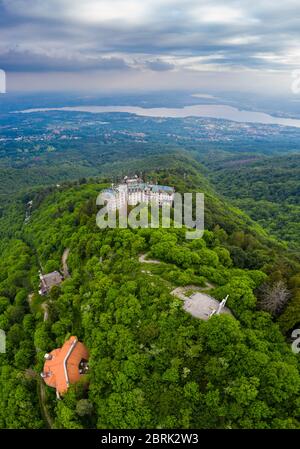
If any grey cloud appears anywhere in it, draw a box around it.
[144,59,175,71]
[0,49,130,72]
[1,0,300,80]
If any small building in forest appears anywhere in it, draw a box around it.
[39,270,63,295]
[40,336,89,398]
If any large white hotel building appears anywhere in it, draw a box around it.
[103,176,175,211]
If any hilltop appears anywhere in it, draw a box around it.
[0,167,299,428]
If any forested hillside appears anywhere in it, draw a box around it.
[200,152,300,248]
[0,167,300,428]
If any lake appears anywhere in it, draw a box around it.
[17,104,300,128]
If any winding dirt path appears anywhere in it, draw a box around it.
[201,281,215,290]
[38,379,54,428]
[27,293,34,306]
[62,248,70,279]
[139,253,161,264]
[41,302,49,321]
[171,283,214,300]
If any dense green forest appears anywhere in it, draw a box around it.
[0,164,300,429]
[199,151,300,248]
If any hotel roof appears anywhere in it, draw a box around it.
[42,336,89,395]
[151,184,174,192]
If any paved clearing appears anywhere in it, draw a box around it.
[171,286,232,320]
[183,292,232,320]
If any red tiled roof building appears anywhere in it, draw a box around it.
[41,336,89,398]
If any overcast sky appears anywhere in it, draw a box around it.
[0,0,299,94]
